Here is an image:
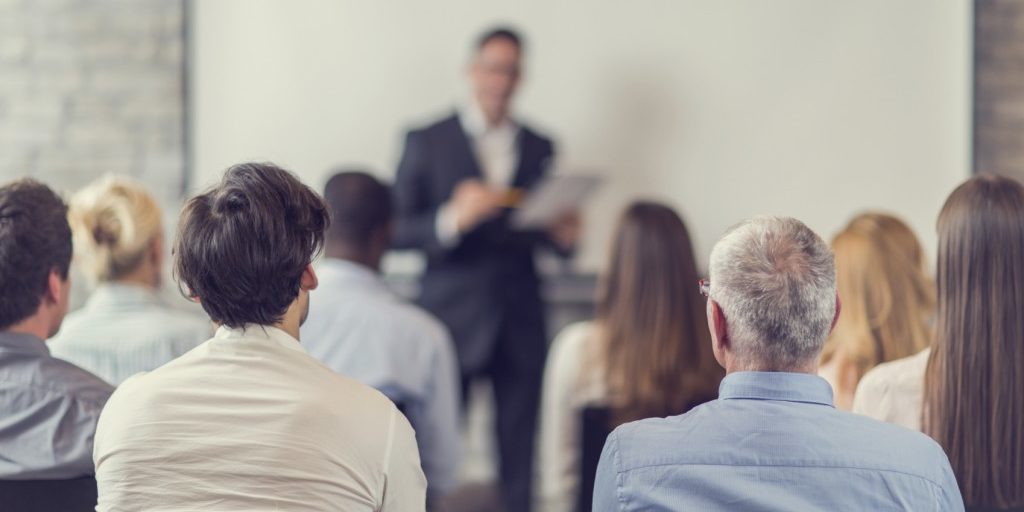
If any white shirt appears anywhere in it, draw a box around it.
[537,321,608,512]
[50,283,211,384]
[435,101,521,246]
[94,325,426,512]
[852,347,930,431]
[300,259,461,497]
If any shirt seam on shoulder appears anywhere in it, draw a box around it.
[0,376,109,407]
[615,461,951,490]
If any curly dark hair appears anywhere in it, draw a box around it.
[173,163,329,328]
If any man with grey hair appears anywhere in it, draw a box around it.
[591,216,963,511]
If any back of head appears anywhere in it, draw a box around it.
[0,179,72,330]
[599,201,721,424]
[925,173,1024,508]
[174,163,328,328]
[69,175,162,284]
[708,216,836,370]
[322,171,391,255]
[824,213,934,377]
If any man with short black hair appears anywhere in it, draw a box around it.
[0,178,114,479]
[93,163,427,511]
[592,216,964,511]
[301,170,461,502]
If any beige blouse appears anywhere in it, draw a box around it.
[851,347,930,431]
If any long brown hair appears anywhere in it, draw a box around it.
[925,173,1024,508]
[823,213,935,382]
[598,202,722,425]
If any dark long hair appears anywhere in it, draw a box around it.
[598,202,722,425]
[924,173,1024,508]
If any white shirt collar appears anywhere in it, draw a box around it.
[213,324,306,354]
[316,258,384,289]
[459,99,517,139]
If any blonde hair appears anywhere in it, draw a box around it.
[821,212,934,380]
[69,176,162,283]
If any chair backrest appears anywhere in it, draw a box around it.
[576,397,715,512]
[0,475,98,512]
[966,506,1024,512]
[577,406,612,512]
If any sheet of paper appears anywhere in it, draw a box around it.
[511,175,601,230]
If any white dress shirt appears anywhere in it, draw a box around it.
[852,347,930,431]
[537,321,608,512]
[300,258,461,497]
[94,325,426,512]
[50,283,211,385]
[435,101,522,246]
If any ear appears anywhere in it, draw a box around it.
[300,264,318,292]
[44,269,63,305]
[829,293,842,333]
[710,299,730,351]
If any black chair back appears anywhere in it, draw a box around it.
[966,507,1024,512]
[0,475,98,512]
[576,398,714,512]
[577,406,612,512]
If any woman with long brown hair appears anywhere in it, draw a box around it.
[855,173,1024,510]
[820,212,935,409]
[538,201,722,512]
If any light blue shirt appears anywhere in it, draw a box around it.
[301,259,461,497]
[593,371,964,512]
[0,331,113,479]
[49,283,212,385]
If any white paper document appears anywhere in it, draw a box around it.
[511,175,602,230]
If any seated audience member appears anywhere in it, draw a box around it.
[49,176,210,384]
[300,171,460,499]
[538,202,721,512]
[855,173,1024,510]
[92,163,427,511]
[818,213,934,410]
[0,179,113,478]
[591,216,963,511]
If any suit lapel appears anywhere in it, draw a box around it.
[446,114,485,182]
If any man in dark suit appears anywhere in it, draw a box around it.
[392,27,579,512]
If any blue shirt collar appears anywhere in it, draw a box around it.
[719,371,834,407]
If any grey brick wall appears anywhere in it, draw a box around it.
[975,0,1024,180]
[0,0,185,206]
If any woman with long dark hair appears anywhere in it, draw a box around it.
[855,173,1024,510]
[538,201,722,511]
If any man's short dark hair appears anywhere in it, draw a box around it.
[174,163,328,328]
[477,26,523,51]
[323,171,392,248]
[0,179,72,330]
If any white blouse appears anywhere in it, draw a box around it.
[852,347,931,431]
[537,321,608,512]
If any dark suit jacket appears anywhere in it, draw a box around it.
[392,113,558,373]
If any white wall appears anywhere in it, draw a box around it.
[190,0,971,273]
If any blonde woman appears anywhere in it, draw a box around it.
[49,176,210,384]
[819,212,934,409]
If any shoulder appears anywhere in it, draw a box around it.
[405,113,460,140]
[854,349,929,418]
[42,357,114,408]
[519,123,555,151]
[549,321,598,361]
[832,409,957,486]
